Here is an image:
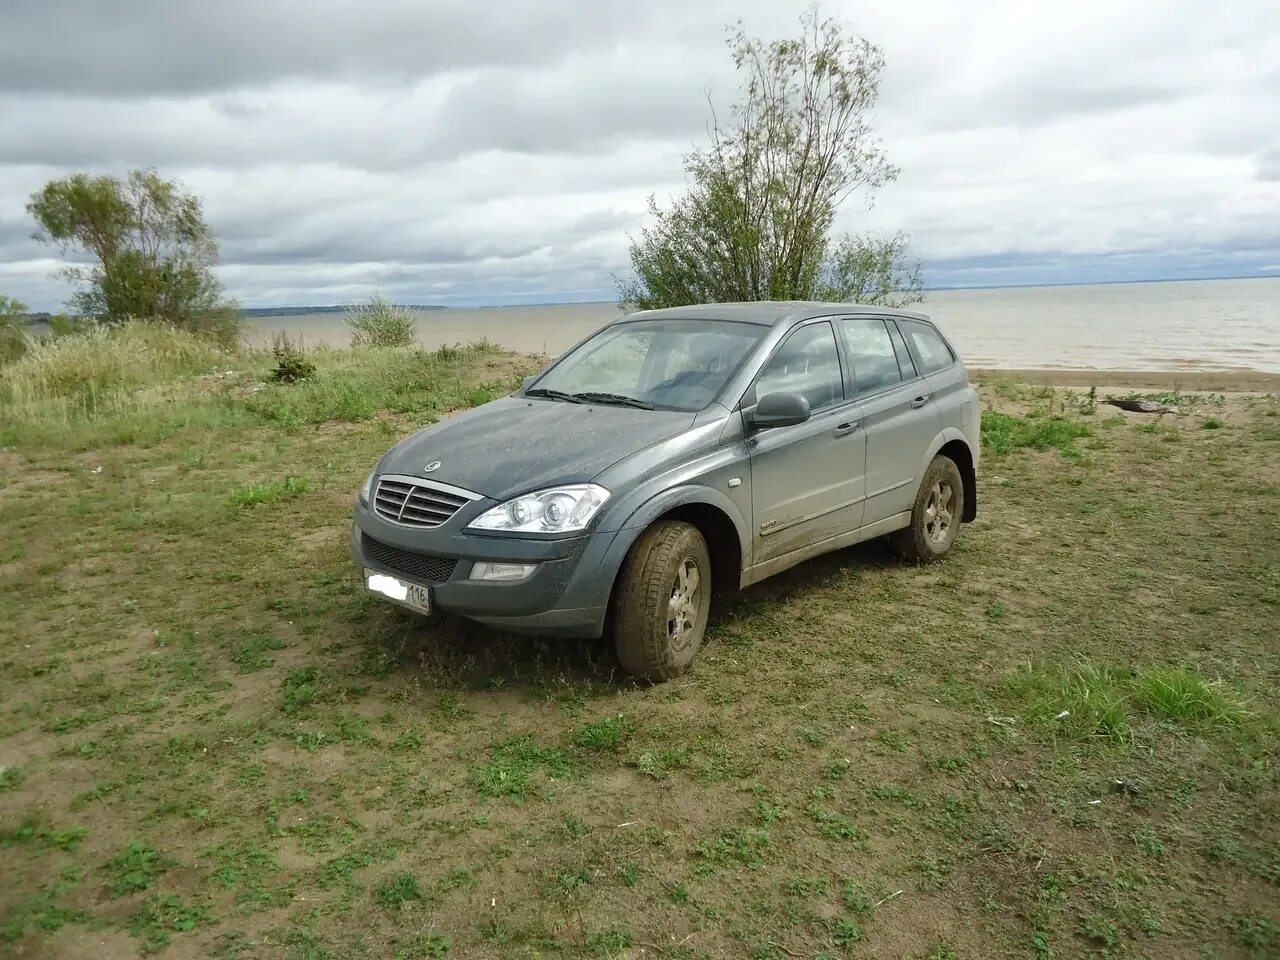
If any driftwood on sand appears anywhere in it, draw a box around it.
[1105,398,1179,414]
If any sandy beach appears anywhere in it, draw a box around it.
[969,368,1280,393]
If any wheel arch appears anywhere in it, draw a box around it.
[925,430,977,522]
[605,486,749,601]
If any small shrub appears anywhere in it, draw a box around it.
[48,314,90,338]
[346,293,416,348]
[268,332,315,383]
[832,917,863,945]
[1132,822,1165,858]
[281,667,321,715]
[373,873,424,910]
[1227,912,1277,948]
[0,766,23,792]
[1077,913,1118,947]
[586,929,634,953]
[572,714,634,752]
[1,295,28,364]
[129,894,211,951]
[105,842,173,895]
[1133,667,1246,725]
[398,932,451,957]
[1202,417,1225,430]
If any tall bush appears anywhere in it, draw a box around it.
[345,294,417,348]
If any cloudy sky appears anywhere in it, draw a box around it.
[1,0,1278,310]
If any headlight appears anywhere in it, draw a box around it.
[359,470,375,505]
[466,484,610,534]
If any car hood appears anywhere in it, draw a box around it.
[377,395,697,500]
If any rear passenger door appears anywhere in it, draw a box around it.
[897,318,969,433]
[837,316,941,526]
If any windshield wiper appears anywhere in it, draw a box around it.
[572,392,655,410]
[525,387,584,404]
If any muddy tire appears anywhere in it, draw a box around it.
[611,521,711,681]
[890,455,965,563]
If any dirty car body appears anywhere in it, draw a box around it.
[352,302,980,676]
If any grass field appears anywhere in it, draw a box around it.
[1,338,1277,959]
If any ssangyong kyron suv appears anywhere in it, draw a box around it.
[352,302,979,680]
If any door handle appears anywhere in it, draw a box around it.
[833,421,860,438]
[909,394,930,409]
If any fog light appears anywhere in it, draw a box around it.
[469,562,536,582]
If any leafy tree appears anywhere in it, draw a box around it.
[619,9,922,310]
[0,294,28,363]
[26,169,240,343]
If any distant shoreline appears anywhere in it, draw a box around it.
[969,368,1279,393]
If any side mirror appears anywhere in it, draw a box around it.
[521,375,536,392]
[749,392,811,429]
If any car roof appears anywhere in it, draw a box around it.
[617,301,934,328]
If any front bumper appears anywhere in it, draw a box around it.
[350,498,616,638]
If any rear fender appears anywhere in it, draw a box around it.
[923,428,978,522]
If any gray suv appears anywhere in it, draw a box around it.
[352,302,979,679]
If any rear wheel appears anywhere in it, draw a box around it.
[890,455,965,562]
[611,521,711,681]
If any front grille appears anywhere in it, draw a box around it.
[363,535,458,584]
[374,476,473,528]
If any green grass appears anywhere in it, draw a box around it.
[1003,661,1251,741]
[468,735,576,802]
[0,329,514,449]
[129,894,212,952]
[372,873,425,910]
[0,362,1276,958]
[981,410,1094,458]
[227,475,309,507]
[571,713,635,752]
[104,842,174,895]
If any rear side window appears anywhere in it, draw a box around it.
[885,321,918,380]
[900,320,955,374]
[839,318,902,396]
[755,322,844,411]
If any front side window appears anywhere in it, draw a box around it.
[839,318,903,396]
[754,322,844,411]
[900,320,955,374]
[530,319,765,412]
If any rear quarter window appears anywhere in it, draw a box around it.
[900,320,955,375]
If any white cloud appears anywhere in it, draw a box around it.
[1,0,1278,309]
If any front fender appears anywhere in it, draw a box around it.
[588,484,752,599]
[550,484,751,629]
[618,484,749,542]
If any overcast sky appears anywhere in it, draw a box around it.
[1,0,1278,310]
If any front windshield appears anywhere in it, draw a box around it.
[529,319,765,412]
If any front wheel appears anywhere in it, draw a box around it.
[890,455,965,562]
[611,521,711,681]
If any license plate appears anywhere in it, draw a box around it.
[364,568,431,615]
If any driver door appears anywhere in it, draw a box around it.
[746,321,867,565]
